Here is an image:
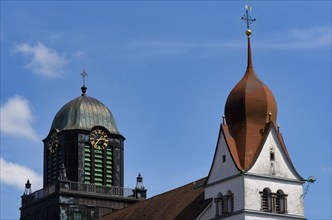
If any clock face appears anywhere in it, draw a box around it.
[90,129,109,150]
[48,132,58,153]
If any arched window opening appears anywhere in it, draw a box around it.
[260,188,272,212]
[227,190,234,213]
[214,193,222,218]
[260,188,287,214]
[276,190,287,214]
[222,195,228,214]
[219,190,234,215]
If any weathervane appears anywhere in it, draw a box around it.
[241,5,256,36]
[302,176,317,199]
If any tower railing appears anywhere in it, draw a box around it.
[60,181,134,197]
[22,180,138,206]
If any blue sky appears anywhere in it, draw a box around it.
[0,1,331,219]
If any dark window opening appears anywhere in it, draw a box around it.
[261,188,272,212]
[215,191,234,217]
[270,151,275,161]
[276,190,288,214]
[260,188,287,214]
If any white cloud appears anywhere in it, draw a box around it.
[321,165,332,173]
[122,25,330,58]
[257,25,331,49]
[290,26,331,48]
[201,26,331,50]
[121,39,242,58]
[49,33,63,41]
[13,42,69,78]
[0,157,43,191]
[0,95,39,141]
[73,50,86,60]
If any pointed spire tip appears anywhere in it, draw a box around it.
[247,36,253,68]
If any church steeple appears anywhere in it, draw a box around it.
[204,7,306,220]
[224,6,277,169]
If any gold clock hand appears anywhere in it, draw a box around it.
[94,137,102,146]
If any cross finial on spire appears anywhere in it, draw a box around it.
[80,68,88,95]
[241,5,256,37]
[81,68,88,86]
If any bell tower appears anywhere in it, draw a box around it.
[199,6,307,220]
[43,69,124,188]
[21,70,145,220]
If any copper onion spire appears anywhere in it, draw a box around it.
[224,6,278,169]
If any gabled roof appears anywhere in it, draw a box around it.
[206,122,304,185]
[256,123,304,180]
[102,177,211,220]
[225,122,303,179]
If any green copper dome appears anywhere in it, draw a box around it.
[50,94,119,134]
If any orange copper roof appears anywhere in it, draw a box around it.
[224,37,278,170]
[222,122,304,179]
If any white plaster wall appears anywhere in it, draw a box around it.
[196,202,212,220]
[248,129,299,180]
[206,128,239,185]
[219,213,246,220]
[220,213,287,220]
[243,213,305,220]
[197,212,245,220]
[197,209,305,220]
[204,176,244,219]
[244,175,304,216]
[202,127,305,219]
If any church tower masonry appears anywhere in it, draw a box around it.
[198,7,306,220]
[20,70,146,220]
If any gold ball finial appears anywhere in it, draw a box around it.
[246,29,252,36]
